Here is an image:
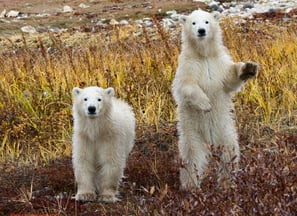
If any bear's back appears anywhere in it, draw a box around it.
[110,98,135,126]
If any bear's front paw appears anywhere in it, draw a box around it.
[180,182,201,191]
[75,192,97,202]
[239,62,259,81]
[199,101,212,112]
[99,193,119,203]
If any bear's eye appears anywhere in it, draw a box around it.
[98,98,101,102]
[205,21,209,24]
[84,98,88,101]
[192,22,196,25]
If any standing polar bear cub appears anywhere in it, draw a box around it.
[72,86,135,203]
[172,10,259,189]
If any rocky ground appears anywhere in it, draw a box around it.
[1,0,297,36]
[1,0,296,53]
[0,0,205,36]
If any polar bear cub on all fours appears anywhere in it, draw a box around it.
[72,86,135,203]
[172,9,259,189]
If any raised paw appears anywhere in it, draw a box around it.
[239,62,259,81]
[75,192,97,202]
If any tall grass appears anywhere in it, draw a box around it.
[0,19,296,164]
[222,20,297,134]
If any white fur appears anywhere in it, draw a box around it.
[72,86,135,202]
[172,10,258,189]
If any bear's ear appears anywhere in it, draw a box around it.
[179,15,187,25]
[105,87,115,97]
[212,11,221,21]
[72,87,81,97]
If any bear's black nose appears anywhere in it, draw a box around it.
[88,106,96,114]
[198,28,206,36]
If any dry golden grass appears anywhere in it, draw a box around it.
[223,20,297,132]
[0,19,296,164]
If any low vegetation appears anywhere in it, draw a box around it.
[0,16,296,215]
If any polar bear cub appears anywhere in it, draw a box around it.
[172,9,259,190]
[72,86,135,202]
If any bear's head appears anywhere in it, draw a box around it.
[72,86,114,118]
[180,9,221,42]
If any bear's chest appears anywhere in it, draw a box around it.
[193,58,225,91]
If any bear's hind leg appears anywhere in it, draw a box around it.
[179,133,210,190]
[218,142,240,190]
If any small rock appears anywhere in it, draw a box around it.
[166,10,177,16]
[21,25,37,33]
[143,17,151,22]
[119,19,129,25]
[243,3,254,10]
[209,3,223,12]
[48,27,61,33]
[226,7,241,15]
[142,17,154,27]
[135,19,143,25]
[7,10,20,17]
[143,20,154,27]
[63,5,73,13]
[170,13,180,21]
[79,3,90,9]
[162,18,176,29]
